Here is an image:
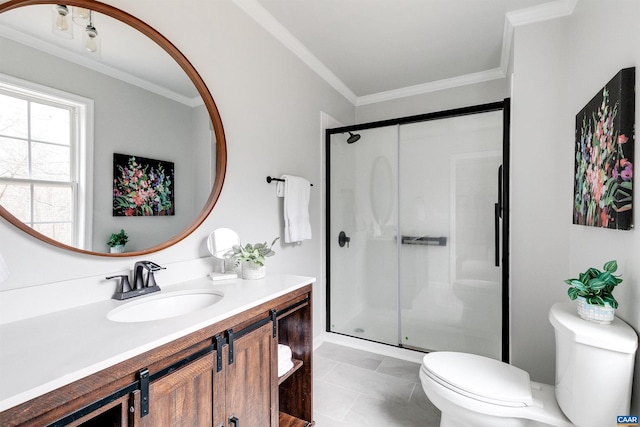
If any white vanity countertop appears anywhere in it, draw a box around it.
[0,274,314,412]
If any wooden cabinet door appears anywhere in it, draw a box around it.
[224,323,277,427]
[131,353,216,427]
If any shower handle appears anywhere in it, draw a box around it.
[495,165,503,267]
[338,231,351,248]
[495,203,500,267]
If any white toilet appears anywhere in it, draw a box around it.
[420,302,638,427]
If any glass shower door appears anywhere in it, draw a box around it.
[328,126,399,346]
[398,111,503,359]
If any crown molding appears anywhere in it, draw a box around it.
[234,0,578,107]
[360,0,579,106]
[500,0,579,67]
[497,0,578,94]
[0,24,202,107]
[506,0,578,27]
[356,68,506,106]
[232,0,358,105]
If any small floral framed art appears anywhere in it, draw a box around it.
[573,67,635,230]
[112,153,175,216]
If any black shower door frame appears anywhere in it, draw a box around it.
[325,99,511,363]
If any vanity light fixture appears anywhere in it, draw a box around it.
[52,5,101,58]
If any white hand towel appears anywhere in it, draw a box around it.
[278,359,294,377]
[278,344,294,377]
[278,344,293,360]
[279,175,312,243]
[276,180,285,198]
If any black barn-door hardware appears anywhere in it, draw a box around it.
[45,298,309,426]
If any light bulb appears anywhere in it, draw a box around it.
[74,7,90,20]
[52,4,72,39]
[55,5,69,31]
[86,35,97,53]
[85,25,98,53]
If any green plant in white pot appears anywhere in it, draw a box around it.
[564,260,622,324]
[107,229,129,253]
[228,237,279,280]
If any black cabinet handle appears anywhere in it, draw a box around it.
[229,415,240,426]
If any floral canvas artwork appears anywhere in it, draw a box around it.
[573,68,635,230]
[113,153,174,216]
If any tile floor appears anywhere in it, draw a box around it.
[313,342,441,426]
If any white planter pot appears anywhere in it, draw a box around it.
[241,262,266,280]
[110,245,125,254]
[576,296,615,324]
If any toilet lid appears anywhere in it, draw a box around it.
[422,352,533,407]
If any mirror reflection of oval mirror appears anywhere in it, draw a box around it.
[207,228,240,281]
[370,156,394,226]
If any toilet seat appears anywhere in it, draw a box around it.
[421,352,533,407]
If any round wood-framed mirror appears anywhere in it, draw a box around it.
[0,0,227,256]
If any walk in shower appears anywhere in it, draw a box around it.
[326,102,509,361]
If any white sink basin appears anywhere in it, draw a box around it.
[108,289,224,323]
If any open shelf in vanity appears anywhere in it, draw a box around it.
[276,291,315,426]
[278,359,304,385]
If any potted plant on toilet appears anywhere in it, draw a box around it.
[564,260,622,324]
[228,237,279,280]
[107,229,129,253]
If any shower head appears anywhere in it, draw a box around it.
[346,132,361,144]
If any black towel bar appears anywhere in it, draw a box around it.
[266,176,313,186]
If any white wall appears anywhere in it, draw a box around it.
[567,0,640,413]
[0,0,355,342]
[511,0,640,413]
[510,17,571,383]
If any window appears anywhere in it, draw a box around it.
[0,75,93,249]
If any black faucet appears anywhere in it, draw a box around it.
[107,261,165,300]
[133,261,165,290]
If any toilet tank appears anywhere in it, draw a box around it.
[549,303,638,427]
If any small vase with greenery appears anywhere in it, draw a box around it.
[564,260,622,323]
[228,237,279,279]
[107,229,129,253]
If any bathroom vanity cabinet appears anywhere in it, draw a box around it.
[0,282,314,427]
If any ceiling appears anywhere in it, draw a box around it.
[236,0,578,105]
[0,1,577,107]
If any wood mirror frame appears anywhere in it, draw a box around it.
[0,0,227,257]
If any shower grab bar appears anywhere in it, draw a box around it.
[400,235,447,246]
[266,176,313,186]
